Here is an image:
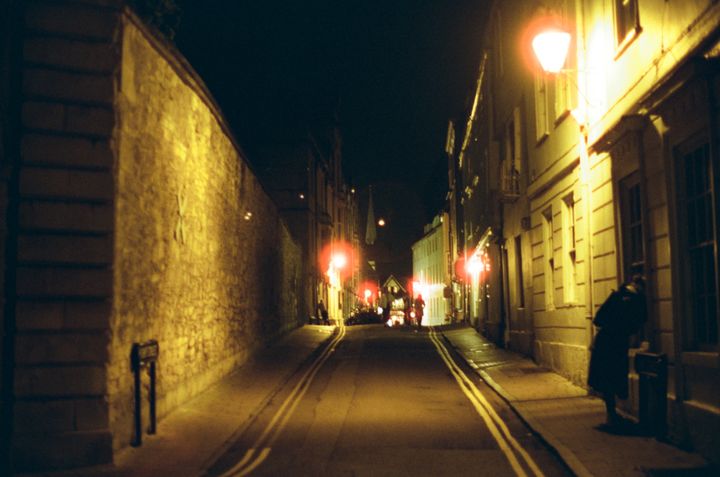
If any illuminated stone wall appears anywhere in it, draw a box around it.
[108,14,302,451]
[8,2,302,470]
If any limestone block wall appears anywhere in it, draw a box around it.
[9,2,303,471]
[108,13,303,452]
[11,0,120,470]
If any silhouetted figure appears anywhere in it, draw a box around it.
[588,275,647,429]
[317,300,329,325]
[413,294,425,327]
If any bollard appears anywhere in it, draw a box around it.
[131,340,159,447]
[635,352,667,439]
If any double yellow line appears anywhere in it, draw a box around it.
[428,327,544,477]
[219,324,346,477]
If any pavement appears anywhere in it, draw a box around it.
[438,325,713,477]
[17,323,714,477]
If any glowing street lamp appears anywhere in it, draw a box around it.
[532,27,571,74]
[330,252,347,270]
[466,256,484,277]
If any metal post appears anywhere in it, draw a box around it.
[132,343,142,447]
[148,361,156,435]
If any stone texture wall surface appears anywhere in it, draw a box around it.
[8,2,302,471]
[108,14,302,452]
[11,0,121,470]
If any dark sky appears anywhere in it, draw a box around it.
[173,0,489,277]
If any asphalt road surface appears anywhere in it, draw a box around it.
[204,324,573,477]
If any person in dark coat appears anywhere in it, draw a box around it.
[413,294,425,327]
[588,274,647,427]
[317,300,329,325]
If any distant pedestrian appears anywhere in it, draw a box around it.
[317,300,329,325]
[588,275,647,428]
[413,294,425,327]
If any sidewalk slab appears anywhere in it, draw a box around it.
[16,325,336,477]
[439,326,710,477]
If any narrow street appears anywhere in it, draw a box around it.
[204,325,571,477]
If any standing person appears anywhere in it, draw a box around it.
[413,294,425,328]
[317,300,329,326]
[588,275,647,428]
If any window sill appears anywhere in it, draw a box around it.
[681,351,720,369]
[554,109,571,127]
[535,132,549,147]
[615,26,642,60]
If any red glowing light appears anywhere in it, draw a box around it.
[319,241,354,280]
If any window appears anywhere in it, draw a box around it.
[614,0,640,53]
[678,140,718,349]
[562,194,577,302]
[619,173,644,279]
[534,74,550,141]
[554,0,575,119]
[502,108,522,196]
[543,208,555,309]
[515,235,525,308]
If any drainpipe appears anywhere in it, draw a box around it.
[498,204,508,349]
[582,132,594,347]
[575,0,595,348]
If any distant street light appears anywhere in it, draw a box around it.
[331,252,347,270]
[378,218,386,227]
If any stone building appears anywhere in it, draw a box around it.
[254,130,361,325]
[1,1,306,472]
[411,213,451,326]
[449,0,720,464]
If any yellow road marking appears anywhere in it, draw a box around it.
[429,327,545,477]
[218,324,346,477]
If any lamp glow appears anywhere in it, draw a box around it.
[331,253,347,269]
[532,29,571,73]
[466,257,483,277]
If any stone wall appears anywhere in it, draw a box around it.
[9,1,303,471]
[11,0,121,470]
[110,10,302,455]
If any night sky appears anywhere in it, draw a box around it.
[173,0,489,278]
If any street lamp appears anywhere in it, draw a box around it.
[532,27,571,74]
[331,252,347,270]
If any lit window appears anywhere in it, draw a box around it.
[554,0,576,119]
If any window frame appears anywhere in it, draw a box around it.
[534,74,550,142]
[614,0,641,57]
[675,135,719,351]
[515,234,525,308]
[542,207,555,309]
[562,193,577,303]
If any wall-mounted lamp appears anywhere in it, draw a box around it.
[532,27,571,74]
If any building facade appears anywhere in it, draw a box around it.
[449,0,720,463]
[256,129,360,325]
[411,213,451,326]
